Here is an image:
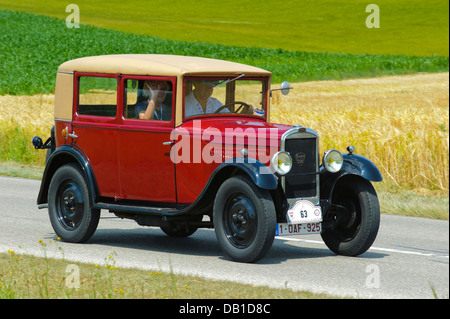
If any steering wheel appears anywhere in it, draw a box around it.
[214,101,253,114]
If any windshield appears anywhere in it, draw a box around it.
[184,77,267,118]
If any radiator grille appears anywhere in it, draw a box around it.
[284,138,317,199]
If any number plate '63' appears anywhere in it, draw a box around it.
[286,200,322,224]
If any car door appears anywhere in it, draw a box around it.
[72,72,120,199]
[117,76,177,203]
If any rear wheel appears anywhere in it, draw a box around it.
[321,176,380,256]
[48,163,100,243]
[213,175,276,263]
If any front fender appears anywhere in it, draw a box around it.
[217,158,278,190]
[341,154,382,182]
[185,157,278,214]
[37,145,98,206]
[320,153,382,201]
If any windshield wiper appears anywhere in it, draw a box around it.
[212,73,245,88]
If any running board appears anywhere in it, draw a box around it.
[94,201,182,215]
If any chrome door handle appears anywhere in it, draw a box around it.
[68,132,78,139]
[162,141,173,146]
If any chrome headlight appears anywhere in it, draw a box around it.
[271,151,292,175]
[323,149,343,173]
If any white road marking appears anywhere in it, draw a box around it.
[275,237,449,259]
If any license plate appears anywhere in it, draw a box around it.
[286,200,322,224]
[276,222,322,236]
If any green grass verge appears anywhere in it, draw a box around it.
[0,10,448,95]
[0,162,44,180]
[0,246,336,299]
[0,0,448,56]
[375,183,449,220]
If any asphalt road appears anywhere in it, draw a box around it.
[0,175,448,299]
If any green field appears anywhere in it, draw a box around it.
[0,10,448,95]
[0,0,448,56]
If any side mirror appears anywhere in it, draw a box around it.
[32,136,43,149]
[270,81,293,97]
[281,81,292,95]
[31,136,51,149]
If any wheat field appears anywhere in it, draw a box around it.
[0,73,448,192]
[271,72,449,192]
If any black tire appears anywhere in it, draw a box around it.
[321,176,380,256]
[45,148,51,164]
[48,163,100,243]
[213,175,276,263]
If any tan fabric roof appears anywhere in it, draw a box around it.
[58,54,271,77]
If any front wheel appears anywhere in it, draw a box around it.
[48,163,100,243]
[213,175,276,263]
[321,176,380,256]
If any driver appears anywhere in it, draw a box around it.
[184,80,228,117]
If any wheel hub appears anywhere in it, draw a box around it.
[232,209,248,226]
[63,194,77,213]
[329,193,361,241]
[224,195,257,248]
[57,182,85,230]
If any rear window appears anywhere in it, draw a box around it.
[123,78,173,121]
[78,76,117,117]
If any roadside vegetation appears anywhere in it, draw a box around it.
[0,240,336,299]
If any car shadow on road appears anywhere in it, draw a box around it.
[59,225,387,264]
[260,239,387,264]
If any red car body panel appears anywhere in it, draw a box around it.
[173,117,291,203]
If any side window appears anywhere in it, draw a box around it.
[124,79,172,121]
[78,76,117,117]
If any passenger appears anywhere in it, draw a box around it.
[136,80,172,120]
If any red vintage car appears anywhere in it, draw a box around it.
[33,54,382,262]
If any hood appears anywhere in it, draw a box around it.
[176,117,293,147]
